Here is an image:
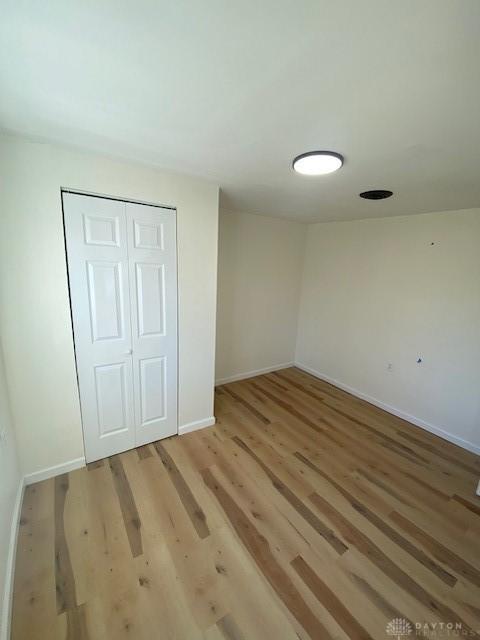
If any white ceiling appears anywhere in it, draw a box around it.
[2,1,480,222]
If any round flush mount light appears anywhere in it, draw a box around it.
[292,151,344,175]
[359,189,393,200]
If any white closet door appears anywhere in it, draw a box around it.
[63,193,178,463]
[127,202,178,446]
[64,193,135,461]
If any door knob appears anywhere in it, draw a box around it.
[125,349,133,355]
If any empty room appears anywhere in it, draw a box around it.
[1,2,479,639]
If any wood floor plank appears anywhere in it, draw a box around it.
[308,491,474,632]
[389,510,480,587]
[265,377,471,533]
[136,445,153,460]
[87,459,104,471]
[337,548,428,627]
[121,449,229,632]
[202,439,332,566]
[64,603,89,640]
[291,556,373,640]
[452,494,480,517]
[54,474,78,614]
[295,452,458,587]
[232,436,348,556]
[133,544,203,639]
[202,467,333,640]
[207,527,302,640]
[288,367,480,475]
[221,385,271,424]
[153,441,210,539]
[346,568,413,626]
[11,481,57,640]
[62,468,94,607]
[216,613,246,640]
[108,455,143,558]
[395,431,480,476]
[82,460,142,637]
[250,381,325,435]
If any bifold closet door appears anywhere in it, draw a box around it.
[126,202,177,447]
[63,192,178,462]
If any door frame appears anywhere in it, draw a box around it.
[61,188,180,461]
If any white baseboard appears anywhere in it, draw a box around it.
[24,456,86,486]
[295,362,480,456]
[215,362,294,386]
[1,477,25,640]
[178,416,216,436]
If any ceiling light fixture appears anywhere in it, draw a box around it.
[292,151,344,176]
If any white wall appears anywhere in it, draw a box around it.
[215,210,306,383]
[0,339,21,640]
[296,208,480,452]
[0,133,219,476]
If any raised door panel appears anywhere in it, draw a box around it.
[83,214,120,247]
[87,261,125,341]
[139,356,167,426]
[134,220,164,250]
[135,263,166,337]
[94,363,129,436]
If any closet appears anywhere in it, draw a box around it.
[63,192,177,462]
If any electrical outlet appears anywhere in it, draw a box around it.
[387,363,393,372]
[0,429,6,445]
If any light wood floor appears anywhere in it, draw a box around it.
[11,367,480,639]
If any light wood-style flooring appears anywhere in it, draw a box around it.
[11,367,480,639]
